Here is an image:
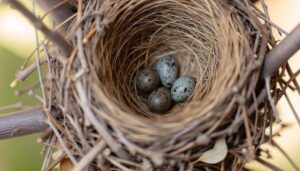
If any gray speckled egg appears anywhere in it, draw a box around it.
[136,68,160,93]
[148,87,172,113]
[171,76,195,102]
[155,56,178,88]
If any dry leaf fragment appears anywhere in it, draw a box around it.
[60,158,74,171]
[193,137,228,164]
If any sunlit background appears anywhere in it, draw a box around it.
[0,1,45,171]
[0,0,299,170]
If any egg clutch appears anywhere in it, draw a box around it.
[136,56,196,113]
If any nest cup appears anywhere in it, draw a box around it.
[97,0,223,117]
[50,0,265,169]
[93,0,248,137]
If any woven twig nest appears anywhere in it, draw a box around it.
[46,0,281,170]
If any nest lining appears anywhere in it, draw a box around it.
[47,0,275,170]
[90,0,251,141]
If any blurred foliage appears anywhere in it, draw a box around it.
[0,46,43,171]
[0,3,45,58]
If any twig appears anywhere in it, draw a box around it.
[32,1,47,106]
[242,105,254,159]
[37,127,53,144]
[66,115,91,150]
[41,136,56,171]
[0,108,47,139]
[278,81,300,125]
[0,102,23,113]
[10,57,47,88]
[47,119,78,165]
[5,0,72,56]
[45,153,67,171]
[286,64,300,96]
[28,90,45,103]
[37,0,74,32]
[105,155,134,171]
[259,0,276,44]
[42,43,53,111]
[272,140,300,171]
[15,79,46,96]
[256,157,283,171]
[211,89,267,138]
[265,77,281,122]
[75,81,129,159]
[73,140,106,171]
[76,0,88,70]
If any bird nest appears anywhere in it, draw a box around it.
[25,0,294,170]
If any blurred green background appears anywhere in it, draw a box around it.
[0,2,44,171]
[0,0,299,171]
[0,47,43,171]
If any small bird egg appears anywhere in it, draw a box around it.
[136,68,160,93]
[171,76,195,102]
[148,87,172,113]
[155,56,178,88]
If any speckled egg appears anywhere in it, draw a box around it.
[155,56,178,88]
[171,76,196,102]
[136,68,160,93]
[148,87,172,113]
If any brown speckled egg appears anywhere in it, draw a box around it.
[148,87,172,113]
[136,68,160,93]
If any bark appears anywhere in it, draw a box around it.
[263,23,300,78]
[36,0,75,32]
[0,108,47,139]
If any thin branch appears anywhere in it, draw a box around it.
[5,0,72,56]
[0,108,47,139]
[33,1,47,105]
[0,102,23,112]
[0,106,65,139]
[273,141,300,171]
[73,140,106,171]
[36,0,75,32]
[278,81,300,125]
[256,157,283,171]
[47,119,78,165]
[263,23,300,78]
[265,77,281,122]
[10,57,47,88]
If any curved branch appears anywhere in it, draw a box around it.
[263,23,300,78]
